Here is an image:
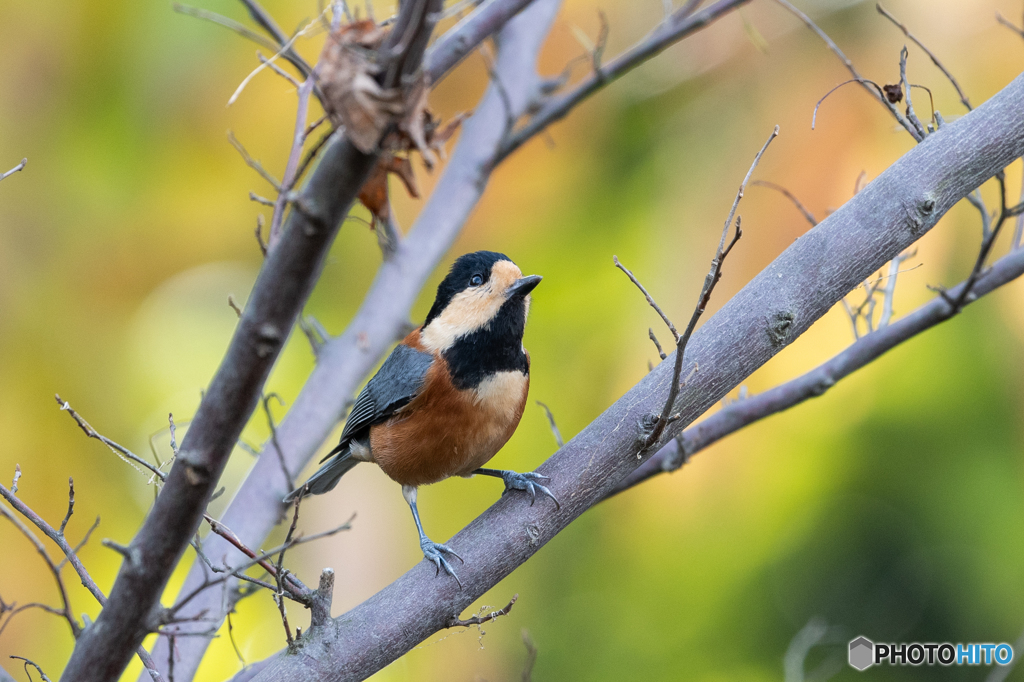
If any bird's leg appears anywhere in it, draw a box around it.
[401,485,463,586]
[473,468,560,509]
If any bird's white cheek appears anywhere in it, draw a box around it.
[420,288,502,352]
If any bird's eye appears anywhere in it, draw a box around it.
[469,274,484,287]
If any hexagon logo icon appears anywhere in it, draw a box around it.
[849,636,874,671]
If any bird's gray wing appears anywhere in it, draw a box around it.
[334,343,433,448]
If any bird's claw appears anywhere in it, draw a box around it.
[421,538,463,587]
[501,471,561,509]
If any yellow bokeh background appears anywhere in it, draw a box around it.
[2,0,1024,679]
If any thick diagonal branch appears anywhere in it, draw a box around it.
[59,2,442,680]
[239,68,1024,682]
[610,243,1024,496]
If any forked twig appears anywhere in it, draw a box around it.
[618,126,778,452]
[876,3,971,112]
[446,594,518,628]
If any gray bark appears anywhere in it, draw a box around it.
[58,1,443,679]
[240,70,1024,682]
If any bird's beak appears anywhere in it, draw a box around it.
[506,274,542,298]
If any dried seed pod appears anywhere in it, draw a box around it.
[319,20,404,153]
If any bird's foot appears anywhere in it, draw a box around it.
[420,537,464,587]
[500,470,561,509]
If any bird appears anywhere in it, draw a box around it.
[285,250,558,584]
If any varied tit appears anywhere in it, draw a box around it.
[285,251,558,584]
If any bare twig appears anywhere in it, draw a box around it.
[227,132,282,191]
[257,51,302,89]
[0,502,78,638]
[751,180,816,227]
[899,46,927,138]
[612,256,680,342]
[535,401,564,448]
[878,249,916,329]
[273,499,302,648]
[262,393,293,491]
[996,11,1024,40]
[629,127,777,452]
[610,243,1024,499]
[498,0,753,161]
[269,76,315,248]
[446,593,517,628]
[298,315,330,358]
[9,657,52,682]
[169,514,354,615]
[0,159,27,182]
[812,78,887,130]
[56,395,162,479]
[0,481,161,678]
[236,0,316,80]
[649,328,668,360]
[941,172,1013,312]
[772,0,920,141]
[876,3,971,111]
[172,4,280,53]
[521,629,538,682]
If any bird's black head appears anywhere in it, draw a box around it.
[420,250,541,356]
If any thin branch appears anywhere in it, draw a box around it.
[535,401,564,448]
[227,131,282,191]
[610,243,1024,498]
[168,514,354,615]
[9,657,52,682]
[298,315,330,358]
[261,393,293,492]
[612,256,680,342]
[273,499,302,648]
[445,593,517,628]
[876,3,971,111]
[0,158,27,182]
[648,328,668,360]
[772,0,921,141]
[899,46,927,138]
[521,629,538,682]
[269,76,315,248]
[996,11,1024,40]
[498,0,753,161]
[1013,159,1024,250]
[942,172,1013,312]
[56,395,163,479]
[0,481,161,678]
[172,4,280,53]
[878,249,916,329]
[194,26,1024,682]
[0,501,78,638]
[257,51,302,89]
[640,126,777,451]
[811,78,887,130]
[237,0,315,80]
[751,180,817,227]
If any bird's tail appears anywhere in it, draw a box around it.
[283,446,360,503]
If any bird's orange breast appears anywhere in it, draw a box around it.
[369,355,529,487]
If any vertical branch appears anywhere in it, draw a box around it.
[60,1,444,678]
[269,76,316,249]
